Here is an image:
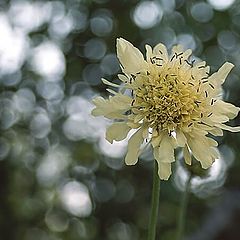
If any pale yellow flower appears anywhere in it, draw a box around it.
[92,38,240,180]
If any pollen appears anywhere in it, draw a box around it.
[130,65,206,133]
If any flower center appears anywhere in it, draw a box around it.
[131,65,207,132]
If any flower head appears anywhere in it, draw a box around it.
[92,38,240,180]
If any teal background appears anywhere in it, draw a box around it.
[0,0,240,239]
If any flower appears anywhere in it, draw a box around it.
[91,38,240,180]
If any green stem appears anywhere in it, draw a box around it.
[176,174,192,240]
[147,161,160,240]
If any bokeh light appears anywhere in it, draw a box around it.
[133,1,163,29]
[207,0,235,11]
[60,181,92,217]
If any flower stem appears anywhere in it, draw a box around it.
[147,161,160,240]
[175,174,192,240]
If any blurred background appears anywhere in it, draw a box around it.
[0,0,240,239]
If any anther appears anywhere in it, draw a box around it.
[194,101,201,107]
[209,83,215,89]
[205,91,208,97]
[185,59,194,67]
[207,112,213,117]
[179,57,182,64]
[175,52,183,58]
[150,58,155,64]
[198,65,205,69]
[211,99,214,105]
[131,74,136,80]
[188,122,193,127]
[170,55,175,62]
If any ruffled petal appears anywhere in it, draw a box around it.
[106,122,131,143]
[125,128,144,165]
[92,94,132,119]
[208,62,234,86]
[116,38,147,74]
[186,133,218,169]
[213,100,240,120]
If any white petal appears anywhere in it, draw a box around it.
[106,122,131,143]
[172,45,192,61]
[208,127,223,136]
[106,88,118,95]
[213,100,240,119]
[157,162,172,180]
[154,134,175,163]
[151,135,162,148]
[145,44,152,62]
[183,146,191,165]
[186,134,216,169]
[176,129,187,147]
[91,94,131,119]
[102,78,120,88]
[118,74,129,82]
[125,128,144,165]
[116,38,147,74]
[218,123,240,132]
[153,43,168,62]
[208,62,234,86]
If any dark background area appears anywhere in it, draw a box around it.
[0,0,240,239]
